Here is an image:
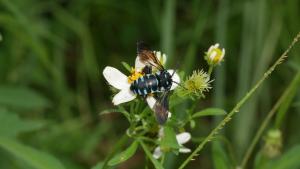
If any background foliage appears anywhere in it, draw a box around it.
[0,0,300,168]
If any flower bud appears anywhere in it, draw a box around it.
[205,43,225,66]
[262,129,282,158]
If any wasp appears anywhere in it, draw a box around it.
[130,42,179,124]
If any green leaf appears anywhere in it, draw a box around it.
[0,137,65,169]
[100,108,130,118]
[91,161,113,169]
[139,140,164,169]
[160,126,180,151]
[0,86,51,109]
[108,141,138,166]
[0,109,44,137]
[266,145,300,169]
[192,108,226,118]
[212,141,230,169]
[121,61,132,72]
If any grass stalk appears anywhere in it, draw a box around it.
[161,0,176,66]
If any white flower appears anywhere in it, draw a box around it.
[205,43,225,65]
[103,66,137,105]
[154,51,167,65]
[103,51,180,110]
[153,131,192,159]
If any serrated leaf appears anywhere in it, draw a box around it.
[0,86,50,109]
[192,108,226,118]
[160,126,180,150]
[0,109,44,137]
[0,137,65,169]
[108,141,138,166]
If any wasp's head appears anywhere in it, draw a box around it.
[158,70,173,90]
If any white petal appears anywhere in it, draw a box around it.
[146,96,156,109]
[153,147,162,159]
[179,147,191,153]
[221,48,225,60]
[167,70,180,90]
[161,54,167,65]
[214,43,219,48]
[168,112,172,118]
[155,51,167,65]
[209,51,217,60]
[135,56,146,72]
[155,51,162,60]
[176,132,191,144]
[112,89,136,105]
[103,66,130,90]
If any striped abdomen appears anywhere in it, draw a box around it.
[130,71,172,96]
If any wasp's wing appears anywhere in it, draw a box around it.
[153,92,170,124]
[137,41,164,71]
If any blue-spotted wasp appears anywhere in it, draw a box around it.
[130,42,180,124]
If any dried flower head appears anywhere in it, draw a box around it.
[176,70,211,99]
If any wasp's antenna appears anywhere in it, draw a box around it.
[172,80,188,90]
[171,69,176,77]
[170,69,187,90]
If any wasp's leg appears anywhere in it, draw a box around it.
[142,65,152,74]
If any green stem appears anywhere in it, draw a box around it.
[178,32,300,169]
[139,139,164,169]
[160,154,165,165]
[240,72,300,168]
[208,66,214,77]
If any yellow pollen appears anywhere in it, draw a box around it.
[128,68,144,83]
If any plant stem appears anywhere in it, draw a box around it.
[240,72,300,168]
[208,66,214,77]
[178,32,300,169]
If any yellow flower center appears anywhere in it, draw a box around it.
[210,48,223,63]
[128,68,144,83]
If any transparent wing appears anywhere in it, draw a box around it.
[137,41,164,71]
[153,92,170,124]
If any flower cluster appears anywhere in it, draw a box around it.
[102,42,226,165]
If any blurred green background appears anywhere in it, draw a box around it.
[0,0,300,169]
